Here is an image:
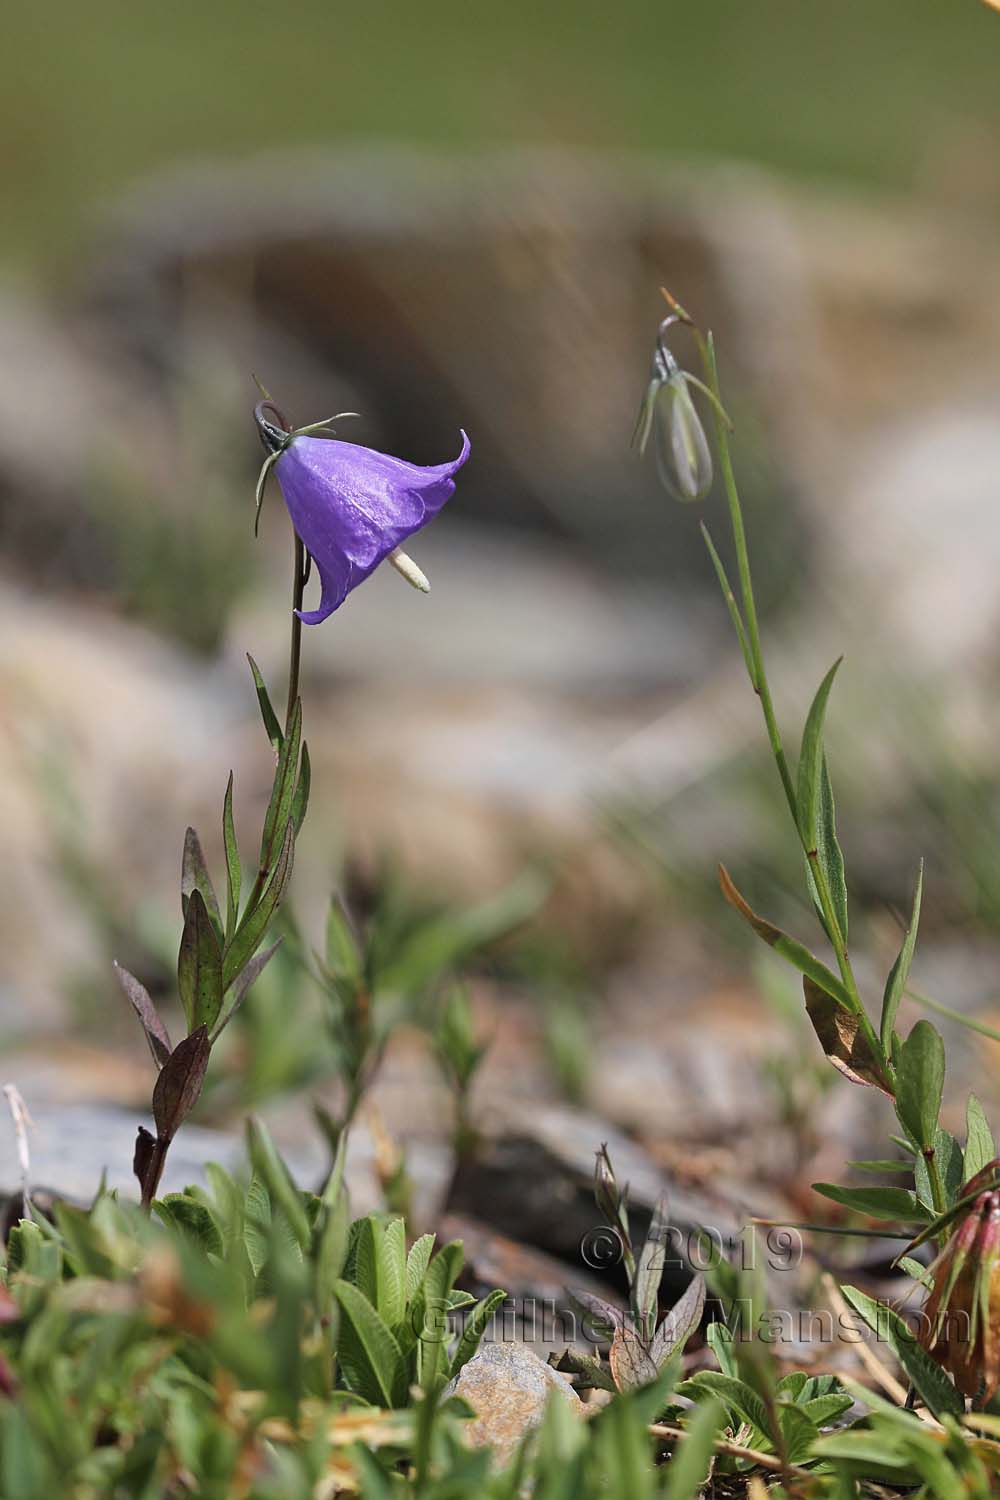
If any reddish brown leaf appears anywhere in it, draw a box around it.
[152,1027,211,1141]
[114,962,171,1069]
[608,1317,657,1391]
[133,1125,157,1189]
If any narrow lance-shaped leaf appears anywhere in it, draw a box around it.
[247,653,283,753]
[376,1217,407,1328]
[812,1182,931,1222]
[114,962,171,1069]
[405,1234,435,1301]
[650,1273,706,1370]
[797,659,844,941]
[210,938,282,1043]
[152,1027,210,1141]
[896,1019,945,1153]
[222,771,241,940]
[377,870,548,998]
[700,522,754,685]
[334,1279,407,1408]
[718,866,854,1011]
[839,1284,963,1419]
[259,699,302,877]
[805,755,848,946]
[880,860,923,1057]
[633,1195,669,1335]
[291,742,310,834]
[965,1094,996,1182]
[223,819,295,991]
[245,1117,311,1252]
[181,827,222,937]
[326,895,361,984]
[177,889,224,1034]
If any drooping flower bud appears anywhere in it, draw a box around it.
[919,1162,1000,1400]
[632,328,713,503]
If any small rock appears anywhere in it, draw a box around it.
[445,1342,581,1468]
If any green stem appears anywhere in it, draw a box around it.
[697,332,797,824]
[285,532,306,734]
[694,329,882,1059]
[923,1147,948,1226]
[908,985,1000,1044]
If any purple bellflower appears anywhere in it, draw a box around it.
[254,402,470,623]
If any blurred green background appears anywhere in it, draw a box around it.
[9,0,1000,277]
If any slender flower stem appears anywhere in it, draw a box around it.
[286,531,306,733]
[697,332,797,823]
[690,323,883,1059]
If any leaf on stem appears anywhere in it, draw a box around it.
[223,819,295,991]
[177,889,224,1034]
[247,653,284,753]
[222,772,241,940]
[895,1020,945,1153]
[839,1284,963,1419]
[718,866,853,1011]
[803,977,894,1094]
[210,938,282,1043]
[879,861,923,1057]
[965,1094,996,1182]
[700,523,754,685]
[650,1273,706,1369]
[152,1027,211,1141]
[291,742,310,833]
[797,659,842,852]
[797,663,849,946]
[608,1320,658,1391]
[812,1182,930,1222]
[259,699,302,876]
[633,1194,669,1333]
[181,827,222,937]
[805,757,849,948]
[114,962,171,1069]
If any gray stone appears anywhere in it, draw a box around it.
[444,1341,581,1468]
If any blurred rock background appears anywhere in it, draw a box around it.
[4,0,1000,1252]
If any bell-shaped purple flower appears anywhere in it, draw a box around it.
[256,409,469,623]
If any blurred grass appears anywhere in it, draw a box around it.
[6,0,1000,277]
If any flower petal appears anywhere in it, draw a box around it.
[274,430,469,623]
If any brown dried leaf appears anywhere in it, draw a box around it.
[803,977,893,1094]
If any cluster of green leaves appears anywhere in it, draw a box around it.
[116,658,307,1204]
[653,303,1000,1383]
[678,1242,852,1474]
[0,1123,505,1497]
[432,987,490,1155]
[315,869,545,1144]
[562,1147,706,1395]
